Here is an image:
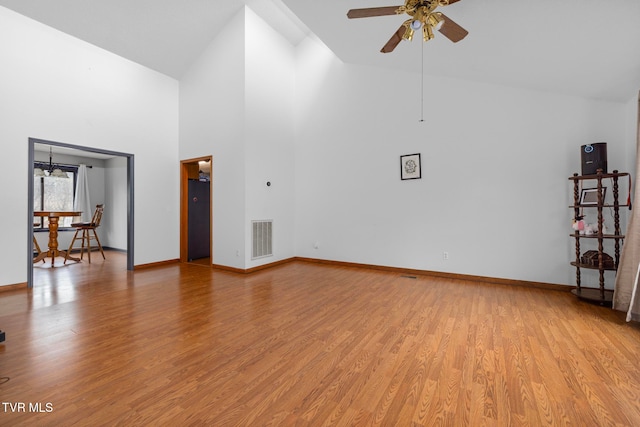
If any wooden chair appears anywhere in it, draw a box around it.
[33,223,44,263]
[64,204,105,264]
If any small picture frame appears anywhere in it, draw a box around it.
[400,153,421,180]
[580,187,606,205]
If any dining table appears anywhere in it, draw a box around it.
[33,210,82,266]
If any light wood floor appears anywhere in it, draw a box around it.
[1,253,640,426]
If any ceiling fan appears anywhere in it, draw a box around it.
[347,0,468,53]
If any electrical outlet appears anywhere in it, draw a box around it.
[443,251,449,260]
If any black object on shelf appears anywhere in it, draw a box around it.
[581,143,607,175]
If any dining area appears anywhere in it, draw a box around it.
[32,144,109,269]
[23,141,132,291]
[33,205,106,267]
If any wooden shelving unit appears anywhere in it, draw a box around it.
[568,169,628,305]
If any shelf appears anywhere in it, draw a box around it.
[569,171,629,180]
[569,233,625,239]
[570,261,617,271]
[569,170,627,301]
[571,287,613,306]
[569,204,629,209]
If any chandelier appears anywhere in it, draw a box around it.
[34,147,68,178]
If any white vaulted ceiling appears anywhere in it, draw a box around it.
[0,0,309,78]
[1,0,639,102]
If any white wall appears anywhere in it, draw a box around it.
[245,8,296,268]
[0,6,179,286]
[180,7,296,269]
[103,156,128,250]
[179,8,246,269]
[294,36,629,286]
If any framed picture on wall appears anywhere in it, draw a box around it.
[400,153,421,180]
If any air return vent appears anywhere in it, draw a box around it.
[252,220,273,259]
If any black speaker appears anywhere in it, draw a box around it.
[581,143,607,176]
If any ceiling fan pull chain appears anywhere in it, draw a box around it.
[420,41,425,122]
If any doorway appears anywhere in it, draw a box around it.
[180,156,212,266]
[27,138,134,288]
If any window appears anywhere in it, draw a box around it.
[34,165,78,229]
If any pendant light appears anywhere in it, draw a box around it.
[34,147,68,178]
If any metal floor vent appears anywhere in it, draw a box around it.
[252,220,273,259]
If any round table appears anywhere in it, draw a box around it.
[33,211,82,266]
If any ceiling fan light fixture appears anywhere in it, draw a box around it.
[403,25,415,41]
[423,24,434,41]
[411,6,427,31]
[429,12,445,30]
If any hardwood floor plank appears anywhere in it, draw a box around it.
[2,253,640,425]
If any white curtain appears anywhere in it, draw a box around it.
[613,91,640,321]
[74,164,92,223]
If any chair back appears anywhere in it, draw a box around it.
[91,204,104,227]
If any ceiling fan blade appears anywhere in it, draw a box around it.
[381,24,407,53]
[437,13,468,42]
[347,6,401,19]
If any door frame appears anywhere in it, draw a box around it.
[180,156,213,264]
[28,137,135,288]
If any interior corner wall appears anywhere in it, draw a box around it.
[179,6,296,270]
[0,6,179,286]
[179,8,247,269]
[293,36,628,286]
[244,7,296,268]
